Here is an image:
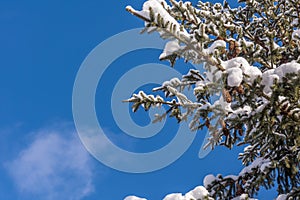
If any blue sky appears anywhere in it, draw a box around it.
[0,0,276,199]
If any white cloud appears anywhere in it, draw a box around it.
[5,128,94,200]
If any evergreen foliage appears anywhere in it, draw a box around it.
[125,0,300,199]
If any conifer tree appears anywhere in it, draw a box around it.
[125,0,300,199]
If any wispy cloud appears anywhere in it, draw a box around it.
[5,127,94,200]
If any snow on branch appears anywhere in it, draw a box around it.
[125,0,300,199]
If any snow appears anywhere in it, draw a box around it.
[292,18,299,26]
[125,2,300,199]
[162,77,182,88]
[239,157,271,176]
[126,5,150,20]
[200,158,273,200]
[194,82,206,93]
[240,38,254,48]
[274,61,300,80]
[208,22,220,36]
[272,41,280,50]
[163,193,185,200]
[194,24,209,41]
[222,57,250,70]
[184,186,210,200]
[167,86,191,104]
[127,0,190,39]
[160,40,181,59]
[220,57,263,86]
[206,40,226,54]
[203,174,216,188]
[204,64,223,82]
[262,61,300,95]
[128,91,168,108]
[226,67,243,87]
[241,64,262,84]
[292,29,300,40]
[219,96,233,113]
[142,0,190,38]
[232,194,258,200]
[276,194,287,200]
[233,105,251,116]
[261,69,279,95]
[244,145,253,152]
[134,91,148,100]
[213,96,233,113]
[125,186,211,200]
[124,196,147,200]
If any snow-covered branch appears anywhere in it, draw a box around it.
[125,0,300,199]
